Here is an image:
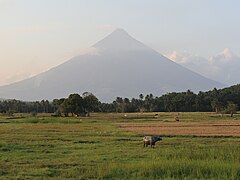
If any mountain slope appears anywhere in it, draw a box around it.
[0,29,224,102]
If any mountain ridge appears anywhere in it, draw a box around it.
[0,29,224,102]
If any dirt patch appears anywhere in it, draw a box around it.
[117,120,240,137]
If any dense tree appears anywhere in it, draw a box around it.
[65,94,84,116]
[115,97,124,113]
[82,92,100,116]
[211,99,222,113]
[0,85,240,115]
[226,102,238,117]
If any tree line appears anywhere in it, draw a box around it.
[0,92,100,117]
[0,84,239,116]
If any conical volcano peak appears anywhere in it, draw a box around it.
[109,28,131,38]
[112,28,129,34]
[0,28,224,101]
[93,28,151,53]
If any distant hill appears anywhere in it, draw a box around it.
[0,29,224,102]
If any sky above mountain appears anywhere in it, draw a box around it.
[0,0,240,86]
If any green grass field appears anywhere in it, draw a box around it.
[0,113,240,179]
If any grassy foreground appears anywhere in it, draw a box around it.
[0,113,240,179]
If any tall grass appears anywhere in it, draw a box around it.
[0,113,240,179]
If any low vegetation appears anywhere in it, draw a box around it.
[0,112,240,179]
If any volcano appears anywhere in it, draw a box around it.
[0,29,223,102]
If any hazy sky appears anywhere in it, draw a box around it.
[0,0,240,85]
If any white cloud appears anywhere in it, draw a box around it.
[166,51,204,64]
[209,48,236,64]
[166,48,240,85]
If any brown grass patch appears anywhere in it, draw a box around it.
[117,120,240,137]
